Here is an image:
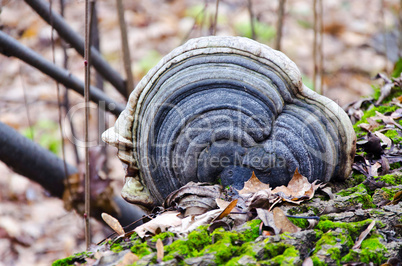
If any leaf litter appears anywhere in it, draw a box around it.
[91,169,324,265]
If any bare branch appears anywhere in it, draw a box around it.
[275,0,286,50]
[247,0,256,40]
[116,0,134,96]
[24,0,128,98]
[0,31,124,116]
[0,122,146,227]
[84,0,93,248]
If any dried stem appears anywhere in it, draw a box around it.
[275,0,286,50]
[212,0,220,35]
[84,0,94,249]
[116,0,134,96]
[247,0,256,40]
[313,0,323,94]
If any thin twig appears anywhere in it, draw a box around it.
[60,0,80,165]
[318,0,324,94]
[275,0,286,50]
[19,65,34,141]
[313,0,317,92]
[24,0,127,98]
[380,0,389,74]
[312,0,323,94]
[247,0,256,40]
[49,0,69,189]
[399,0,402,58]
[0,31,124,115]
[84,0,93,249]
[116,0,134,96]
[212,0,220,35]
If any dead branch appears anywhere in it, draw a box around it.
[24,0,128,98]
[0,30,124,116]
[0,122,146,227]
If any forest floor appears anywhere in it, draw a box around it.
[0,0,401,265]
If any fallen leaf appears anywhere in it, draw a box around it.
[238,172,270,195]
[116,252,139,266]
[374,131,392,148]
[170,209,222,235]
[256,208,280,235]
[271,169,319,203]
[156,239,164,263]
[212,199,238,222]
[353,220,376,249]
[373,111,402,130]
[272,207,300,233]
[215,198,231,209]
[302,257,314,266]
[390,190,402,204]
[101,213,125,236]
[246,189,277,209]
[370,162,382,176]
[134,211,182,238]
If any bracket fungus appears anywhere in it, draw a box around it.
[102,36,356,209]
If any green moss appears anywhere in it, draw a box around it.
[287,217,309,229]
[346,172,366,187]
[337,184,366,197]
[380,187,400,200]
[163,226,211,261]
[337,184,375,209]
[150,231,174,242]
[129,238,152,258]
[390,162,402,170]
[312,230,351,265]
[374,174,402,186]
[242,219,262,242]
[268,246,299,264]
[287,205,320,215]
[316,219,374,241]
[52,252,92,266]
[341,234,387,264]
[354,105,398,130]
[384,130,402,144]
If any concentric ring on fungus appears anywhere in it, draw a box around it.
[102,36,356,208]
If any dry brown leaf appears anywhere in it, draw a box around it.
[215,198,231,209]
[373,111,402,130]
[116,252,139,266]
[238,172,270,195]
[302,257,314,266]
[256,208,280,235]
[212,199,238,222]
[352,220,376,249]
[101,213,125,236]
[272,207,301,234]
[370,162,382,176]
[134,211,182,238]
[169,209,221,235]
[374,131,392,148]
[246,189,276,210]
[156,239,164,263]
[271,169,317,203]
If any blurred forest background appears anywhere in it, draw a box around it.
[0,0,401,264]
